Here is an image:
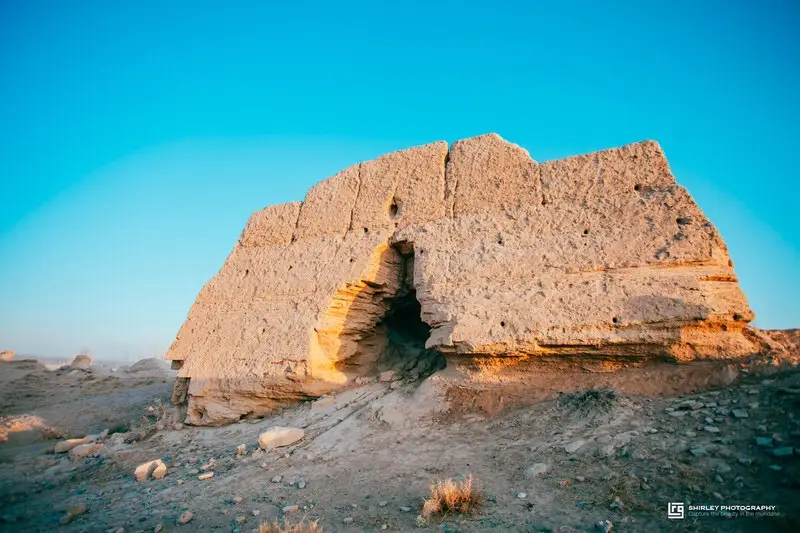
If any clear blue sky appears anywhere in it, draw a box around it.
[1,1,798,361]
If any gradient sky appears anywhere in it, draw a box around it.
[1,1,798,361]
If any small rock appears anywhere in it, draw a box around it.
[198,472,214,480]
[235,516,247,525]
[575,476,586,482]
[399,506,412,512]
[259,427,304,449]
[685,431,696,438]
[749,402,760,409]
[233,496,243,504]
[690,446,707,456]
[252,510,260,517]
[271,475,282,483]
[55,437,93,453]
[59,502,87,524]
[716,464,732,474]
[187,468,200,475]
[738,456,752,465]
[524,463,548,477]
[135,460,168,482]
[69,443,103,461]
[298,481,306,489]
[378,501,388,507]
[773,447,794,457]
[381,525,388,530]
[178,512,193,525]
[755,437,773,448]
[378,370,396,382]
[713,492,724,501]
[517,492,527,499]
[236,444,247,456]
[768,465,783,471]
[609,496,624,510]
[667,411,687,418]
[731,408,748,419]
[282,505,299,513]
[714,475,724,483]
[343,517,354,524]
[704,426,720,434]
[564,440,587,454]
[187,458,198,464]
[390,381,402,390]
[172,423,184,431]
[154,524,163,533]
[70,354,93,369]
[597,520,613,532]
[0,350,14,362]
[200,459,215,471]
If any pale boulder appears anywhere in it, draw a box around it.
[258,427,304,449]
[135,459,167,481]
[0,350,13,362]
[55,437,93,453]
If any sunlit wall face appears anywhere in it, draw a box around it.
[1,1,798,361]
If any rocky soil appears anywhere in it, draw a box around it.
[1,356,799,533]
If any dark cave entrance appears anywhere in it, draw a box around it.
[376,285,447,380]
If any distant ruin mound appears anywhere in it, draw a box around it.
[166,134,755,425]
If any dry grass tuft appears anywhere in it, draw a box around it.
[131,399,174,439]
[421,474,483,520]
[259,518,322,533]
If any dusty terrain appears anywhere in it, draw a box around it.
[1,350,799,533]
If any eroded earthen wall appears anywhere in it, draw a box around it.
[166,134,755,425]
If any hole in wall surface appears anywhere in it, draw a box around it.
[335,243,445,381]
[583,229,590,235]
[612,317,619,324]
[634,184,642,191]
[363,227,369,234]
[389,197,401,218]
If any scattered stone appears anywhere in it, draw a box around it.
[755,437,773,448]
[252,510,260,517]
[282,505,299,513]
[55,437,93,453]
[390,381,402,390]
[354,376,373,385]
[311,397,335,409]
[378,501,389,507]
[713,492,724,501]
[609,497,624,510]
[517,492,527,499]
[399,506,413,512]
[690,446,707,457]
[258,427,304,449]
[575,476,586,482]
[597,520,614,533]
[59,502,87,525]
[343,517,354,524]
[178,512,193,525]
[704,426,720,434]
[236,444,247,456]
[198,472,214,480]
[233,496,243,504]
[714,475,724,483]
[135,460,168,482]
[378,370,395,382]
[154,524,163,533]
[298,481,306,489]
[0,350,14,362]
[524,463,548,477]
[564,440,587,453]
[667,411,687,418]
[235,516,247,525]
[200,459,215,471]
[187,468,200,475]
[738,457,752,466]
[749,402,759,409]
[172,423,184,431]
[271,475,282,483]
[731,408,749,419]
[748,389,759,395]
[773,447,794,457]
[768,465,783,471]
[716,464,732,474]
[69,443,103,461]
[187,458,198,464]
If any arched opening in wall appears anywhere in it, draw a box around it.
[320,241,446,383]
[371,243,446,380]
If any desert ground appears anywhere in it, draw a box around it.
[1,349,799,533]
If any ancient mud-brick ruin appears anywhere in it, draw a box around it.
[166,134,756,425]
